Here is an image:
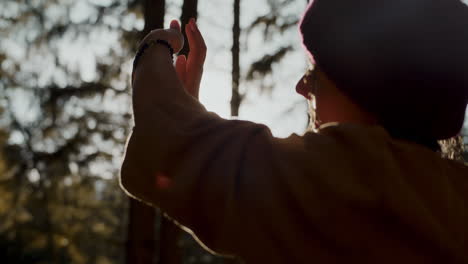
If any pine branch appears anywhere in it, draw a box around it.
[246,46,293,81]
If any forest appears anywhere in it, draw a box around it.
[0,0,467,263]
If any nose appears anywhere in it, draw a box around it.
[296,75,312,99]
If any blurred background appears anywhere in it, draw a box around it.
[0,0,466,263]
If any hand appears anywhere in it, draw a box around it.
[138,24,185,55]
[173,18,207,99]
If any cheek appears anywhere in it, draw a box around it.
[315,98,324,118]
[313,85,328,118]
[314,89,334,121]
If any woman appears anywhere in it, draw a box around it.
[121,0,468,263]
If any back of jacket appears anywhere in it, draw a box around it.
[274,124,468,264]
[121,114,468,263]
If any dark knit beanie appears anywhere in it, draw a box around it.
[299,0,468,148]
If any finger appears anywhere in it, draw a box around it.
[140,29,184,54]
[170,19,181,32]
[185,19,197,58]
[184,22,201,97]
[186,18,207,62]
[192,19,207,61]
[166,28,184,53]
[175,55,187,83]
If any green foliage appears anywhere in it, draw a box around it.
[246,46,292,82]
[0,0,142,262]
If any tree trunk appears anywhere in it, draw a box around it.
[231,0,242,117]
[227,2,244,260]
[227,2,243,262]
[158,216,182,264]
[142,0,166,37]
[154,2,201,264]
[179,0,199,56]
[126,199,157,264]
[126,1,165,264]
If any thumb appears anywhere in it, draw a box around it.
[170,20,181,31]
[169,19,184,53]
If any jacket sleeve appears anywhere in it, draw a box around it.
[119,94,384,260]
[120,44,288,256]
[120,95,280,255]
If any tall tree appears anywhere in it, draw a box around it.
[126,1,166,264]
[226,1,243,262]
[157,2,200,264]
[0,0,137,263]
[231,0,242,117]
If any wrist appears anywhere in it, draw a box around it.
[132,39,174,81]
[139,43,173,66]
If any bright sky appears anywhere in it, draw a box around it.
[166,0,310,138]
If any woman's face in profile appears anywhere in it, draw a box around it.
[296,65,323,129]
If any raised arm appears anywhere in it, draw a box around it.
[120,20,277,256]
